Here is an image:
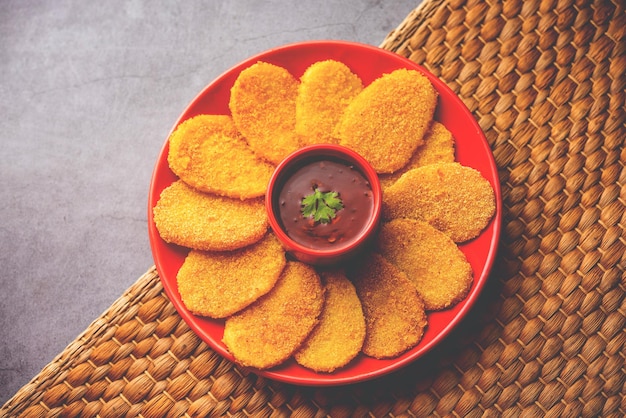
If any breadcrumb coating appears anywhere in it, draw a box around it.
[223,262,324,369]
[153,180,268,251]
[382,162,496,242]
[150,58,491,371]
[229,61,301,164]
[177,233,286,318]
[167,114,275,200]
[294,270,366,372]
[349,254,427,359]
[379,121,455,189]
[337,69,438,173]
[296,60,363,145]
[377,219,473,310]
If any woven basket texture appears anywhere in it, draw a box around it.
[2,0,625,416]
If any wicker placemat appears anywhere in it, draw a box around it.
[3,0,625,416]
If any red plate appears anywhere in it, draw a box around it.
[148,40,502,386]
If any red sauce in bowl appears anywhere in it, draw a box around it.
[266,144,382,266]
[276,158,374,250]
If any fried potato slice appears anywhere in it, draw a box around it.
[294,270,366,372]
[379,121,455,189]
[153,180,268,251]
[223,261,324,369]
[167,114,275,200]
[177,233,286,318]
[382,162,496,242]
[377,219,473,311]
[229,61,301,164]
[296,60,363,145]
[349,253,427,359]
[337,69,438,173]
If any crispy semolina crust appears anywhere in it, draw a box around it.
[296,60,363,145]
[167,114,275,200]
[176,233,286,318]
[222,261,324,369]
[151,59,484,370]
[349,254,427,359]
[294,270,366,372]
[337,69,438,174]
[152,180,268,251]
[377,218,473,311]
[229,61,301,164]
[382,162,496,242]
[379,121,456,189]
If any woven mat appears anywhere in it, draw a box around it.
[3,0,625,416]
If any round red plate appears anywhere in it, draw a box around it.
[148,40,502,386]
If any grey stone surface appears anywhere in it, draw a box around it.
[0,0,419,404]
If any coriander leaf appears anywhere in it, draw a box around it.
[322,191,343,211]
[301,190,321,218]
[301,188,344,224]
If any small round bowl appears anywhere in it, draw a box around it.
[266,144,382,266]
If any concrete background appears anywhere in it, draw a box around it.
[0,0,421,404]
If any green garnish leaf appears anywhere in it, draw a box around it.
[301,188,344,224]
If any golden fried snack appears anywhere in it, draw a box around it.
[223,261,324,369]
[167,114,275,200]
[177,234,286,318]
[294,270,366,372]
[153,180,268,251]
[336,69,438,173]
[382,162,496,242]
[379,121,455,189]
[296,60,363,145]
[377,219,473,311]
[229,61,301,164]
[350,254,427,359]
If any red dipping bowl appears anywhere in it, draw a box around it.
[266,144,382,266]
